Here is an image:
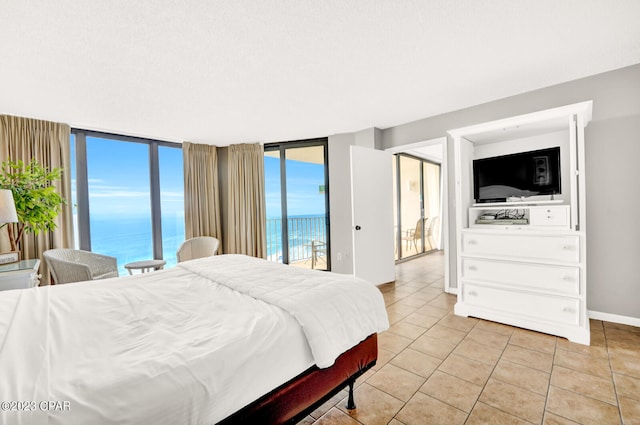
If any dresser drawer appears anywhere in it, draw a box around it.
[461,284,580,326]
[461,232,580,263]
[530,206,570,227]
[462,258,579,295]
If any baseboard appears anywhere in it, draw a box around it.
[444,287,458,296]
[588,310,640,328]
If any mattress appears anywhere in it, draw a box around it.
[0,254,389,425]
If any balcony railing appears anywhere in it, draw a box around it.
[266,216,327,268]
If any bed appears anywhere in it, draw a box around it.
[0,254,389,425]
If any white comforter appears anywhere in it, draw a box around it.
[0,254,388,425]
[179,255,389,368]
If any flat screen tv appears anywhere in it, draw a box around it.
[473,147,561,203]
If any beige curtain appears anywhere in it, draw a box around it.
[0,115,73,285]
[424,162,441,248]
[182,142,222,249]
[226,143,266,258]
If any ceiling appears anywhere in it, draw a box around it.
[1,1,638,146]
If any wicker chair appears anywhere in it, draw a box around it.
[176,236,220,263]
[43,249,119,284]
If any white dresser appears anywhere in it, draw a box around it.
[0,259,41,291]
[450,101,592,345]
[457,227,586,343]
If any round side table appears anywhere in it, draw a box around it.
[124,259,166,275]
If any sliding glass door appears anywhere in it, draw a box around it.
[264,139,330,270]
[393,153,441,260]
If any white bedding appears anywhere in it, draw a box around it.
[0,254,389,425]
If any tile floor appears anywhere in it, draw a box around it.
[302,251,640,425]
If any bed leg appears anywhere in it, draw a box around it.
[346,379,356,410]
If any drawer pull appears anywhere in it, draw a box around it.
[562,245,575,250]
[468,265,477,271]
[563,275,573,281]
[467,240,477,245]
[562,306,575,313]
[468,291,478,296]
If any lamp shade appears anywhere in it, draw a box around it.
[0,189,19,223]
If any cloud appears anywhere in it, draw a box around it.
[159,191,184,198]
[89,189,149,198]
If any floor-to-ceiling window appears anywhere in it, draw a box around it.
[264,139,330,270]
[71,130,184,275]
[393,153,441,260]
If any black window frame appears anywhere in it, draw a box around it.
[263,137,331,270]
[71,129,182,260]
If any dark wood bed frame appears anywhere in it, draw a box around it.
[217,333,378,424]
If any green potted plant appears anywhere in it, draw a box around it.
[0,158,66,253]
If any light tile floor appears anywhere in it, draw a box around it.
[303,251,640,425]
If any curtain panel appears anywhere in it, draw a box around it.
[424,162,441,248]
[182,142,223,250]
[0,115,73,285]
[226,143,266,258]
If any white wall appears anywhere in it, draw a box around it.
[328,132,356,274]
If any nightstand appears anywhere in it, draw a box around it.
[0,259,41,291]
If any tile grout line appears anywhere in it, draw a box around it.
[541,336,558,425]
[351,282,442,424]
[460,321,520,425]
[380,282,469,423]
[399,307,470,418]
[603,323,625,425]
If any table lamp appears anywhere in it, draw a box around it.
[0,189,19,264]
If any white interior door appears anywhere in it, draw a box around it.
[350,146,395,285]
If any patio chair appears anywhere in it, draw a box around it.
[176,236,220,263]
[401,218,429,253]
[43,249,118,284]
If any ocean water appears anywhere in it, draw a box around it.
[89,214,327,274]
[89,216,184,275]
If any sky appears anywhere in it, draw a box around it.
[71,135,326,221]
[70,135,184,219]
[264,156,327,218]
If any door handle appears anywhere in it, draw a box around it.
[355,225,362,230]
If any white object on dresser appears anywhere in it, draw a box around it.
[468,205,570,230]
[450,101,592,345]
[0,259,41,291]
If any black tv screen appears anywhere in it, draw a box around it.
[473,147,561,203]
